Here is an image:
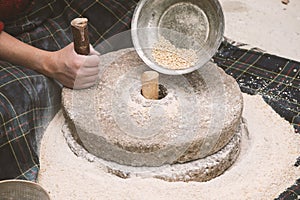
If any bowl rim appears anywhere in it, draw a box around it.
[0,180,50,199]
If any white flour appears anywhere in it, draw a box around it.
[38,93,300,200]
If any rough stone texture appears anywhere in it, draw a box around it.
[62,48,243,167]
[62,122,243,182]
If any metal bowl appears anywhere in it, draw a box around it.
[0,180,50,200]
[131,0,224,75]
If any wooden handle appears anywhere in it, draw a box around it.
[141,71,159,100]
[71,18,90,55]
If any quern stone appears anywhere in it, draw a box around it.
[62,48,245,182]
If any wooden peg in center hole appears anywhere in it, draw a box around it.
[141,71,159,100]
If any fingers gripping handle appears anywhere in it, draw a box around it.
[71,18,90,55]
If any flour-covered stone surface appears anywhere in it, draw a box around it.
[62,48,244,181]
[62,122,242,182]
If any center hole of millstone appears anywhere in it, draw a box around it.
[141,84,168,100]
[158,84,168,99]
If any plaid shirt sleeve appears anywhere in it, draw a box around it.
[0,21,4,32]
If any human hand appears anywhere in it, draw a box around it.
[47,43,100,89]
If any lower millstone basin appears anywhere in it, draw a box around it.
[62,48,246,182]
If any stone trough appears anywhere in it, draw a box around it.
[62,48,246,182]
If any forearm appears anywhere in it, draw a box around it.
[0,31,100,89]
[0,31,52,75]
